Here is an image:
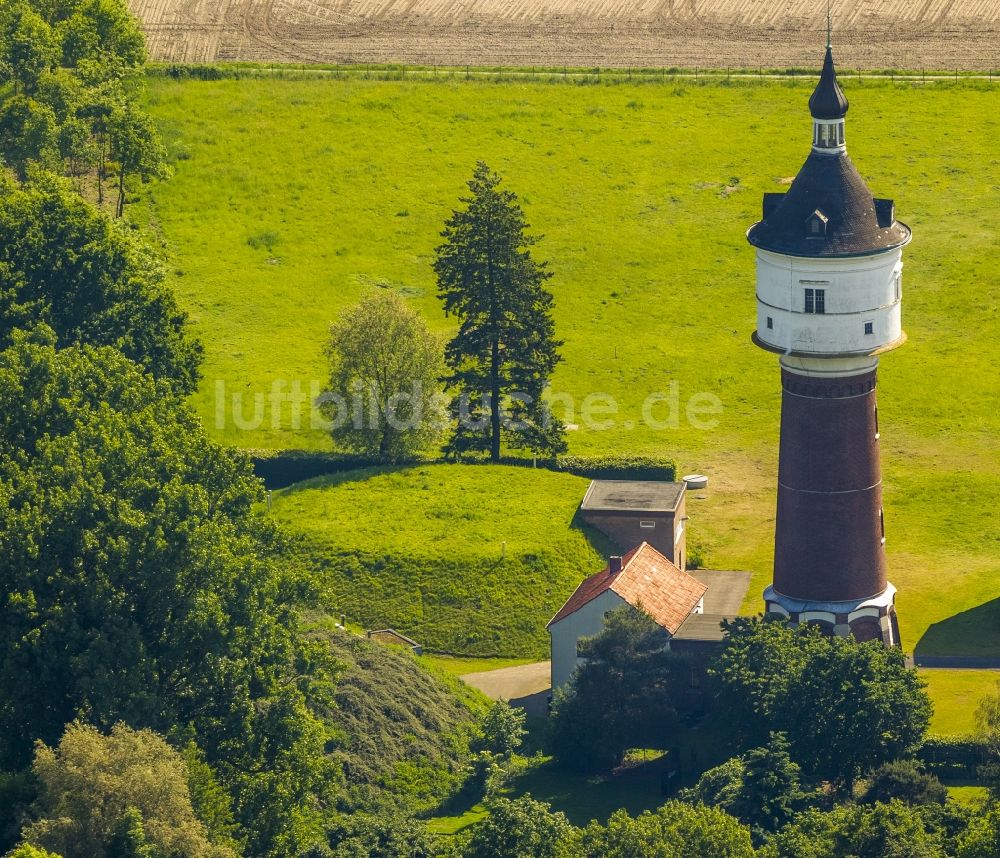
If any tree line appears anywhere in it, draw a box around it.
[0,0,166,214]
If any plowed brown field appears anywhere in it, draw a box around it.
[129,0,1000,70]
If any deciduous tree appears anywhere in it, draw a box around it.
[713,617,931,789]
[322,289,445,461]
[0,332,336,857]
[463,796,571,858]
[0,174,201,393]
[760,800,948,858]
[434,161,565,461]
[20,722,232,858]
[977,680,1000,794]
[567,802,755,858]
[0,4,59,95]
[108,98,166,217]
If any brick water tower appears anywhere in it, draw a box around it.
[746,38,910,645]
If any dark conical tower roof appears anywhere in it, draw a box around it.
[809,46,849,119]
[746,44,910,258]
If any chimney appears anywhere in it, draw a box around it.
[609,556,623,575]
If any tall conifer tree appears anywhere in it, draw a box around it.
[434,161,565,461]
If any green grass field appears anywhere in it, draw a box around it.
[922,669,999,736]
[273,464,610,656]
[134,76,999,672]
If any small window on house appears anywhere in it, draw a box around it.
[864,321,874,335]
[639,520,656,529]
[766,316,773,329]
[815,289,825,314]
[805,288,815,313]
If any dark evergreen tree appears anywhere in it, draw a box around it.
[734,733,808,841]
[549,608,689,771]
[434,161,565,461]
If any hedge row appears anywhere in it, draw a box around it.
[916,735,989,779]
[496,454,676,482]
[247,449,676,490]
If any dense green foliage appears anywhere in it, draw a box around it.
[958,804,1000,858]
[304,621,488,813]
[322,290,445,461]
[760,800,956,858]
[19,722,232,858]
[682,733,809,843]
[0,333,337,856]
[918,736,990,780]
[5,845,62,858]
[566,802,755,858]
[435,161,565,460]
[273,464,606,657]
[0,0,164,211]
[549,608,692,771]
[976,681,1000,793]
[713,618,931,787]
[0,174,201,392]
[462,795,571,858]
[861,761,948,807]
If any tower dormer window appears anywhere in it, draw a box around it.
[805,209,829,238]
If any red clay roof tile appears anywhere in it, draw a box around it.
[547,542,707,634]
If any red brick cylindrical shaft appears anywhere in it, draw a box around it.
[773,366,887,603]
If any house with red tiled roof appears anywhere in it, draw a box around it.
[547,542,708,690]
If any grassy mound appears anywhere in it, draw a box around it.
[276,464,609,657]
[308,615,489,811]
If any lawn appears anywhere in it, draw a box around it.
[922,669,999,736]
[133,75,999,666]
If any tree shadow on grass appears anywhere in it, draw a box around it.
[274,463,416,495]
[570,507,618,564]
[914,597,1000,664]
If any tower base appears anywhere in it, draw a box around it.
[764,583,900,646]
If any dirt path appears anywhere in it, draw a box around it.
[461,661,551,716]
[129,0,1000,69]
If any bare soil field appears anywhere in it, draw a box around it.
[129,0,1000,70]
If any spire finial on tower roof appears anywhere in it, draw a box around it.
[809,5,849,121]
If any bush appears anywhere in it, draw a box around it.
[860,760,947,806]
[549,455,676,481]
[916,736,988,780]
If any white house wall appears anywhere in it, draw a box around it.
[549,589,628,690]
